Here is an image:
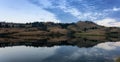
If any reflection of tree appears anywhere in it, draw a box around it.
[0,36,119,48]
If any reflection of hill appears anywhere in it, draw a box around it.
[0,36,119,48]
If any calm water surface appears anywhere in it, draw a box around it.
[0,41,120,62]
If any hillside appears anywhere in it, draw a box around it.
[0,21,120,37]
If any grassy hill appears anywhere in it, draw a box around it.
[0,21,119,37]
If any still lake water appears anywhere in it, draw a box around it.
[0,41,120,62]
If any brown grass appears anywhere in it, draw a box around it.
[12,31,50,36]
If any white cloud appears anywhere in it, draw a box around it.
[95,18,120,27]
[0,9,60,23]
[0,0,60,23]
[104,7,120,12]
[28,0,53,8]
[29,0,108,21]
[1,0,119,23]
[113,7,120,11]
[57,0,104,21]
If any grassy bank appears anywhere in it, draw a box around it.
[74,33,105,37]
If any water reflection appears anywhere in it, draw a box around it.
[0,36,119,48]
[0,42,120,62]
[0,36,120,62]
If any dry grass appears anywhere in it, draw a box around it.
[0,28,25,34]
[12,31,50,36]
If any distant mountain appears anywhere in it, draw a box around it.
[0,21,119,37]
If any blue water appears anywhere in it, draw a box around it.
[0,41,120,62]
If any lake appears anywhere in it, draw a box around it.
[0,37,120,62]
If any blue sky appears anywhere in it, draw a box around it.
[0,0,120,27]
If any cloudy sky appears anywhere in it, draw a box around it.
[0,0,120,27]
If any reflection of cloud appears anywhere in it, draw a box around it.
[68,48,102,60]
[0,46,60,62]
[1,41,120,62]
[67,41,120,61]
[95,41,120,50]
[95,18,120,27]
